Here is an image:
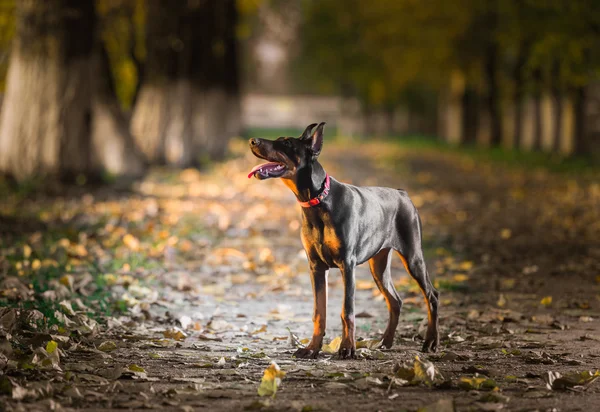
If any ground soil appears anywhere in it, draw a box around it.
[1,140,599,411]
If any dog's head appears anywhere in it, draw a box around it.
[248,122,325,180]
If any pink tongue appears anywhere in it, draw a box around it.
[247,162,280,178]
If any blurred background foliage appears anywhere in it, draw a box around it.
[0,0,598,183]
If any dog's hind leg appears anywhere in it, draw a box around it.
[368,248,402,348]
[396,248,439,352]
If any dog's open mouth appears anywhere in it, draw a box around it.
[248,162,287,179]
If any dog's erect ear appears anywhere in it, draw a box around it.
[310,122,326,158]
[300,123,318,140]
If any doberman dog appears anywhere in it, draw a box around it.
[248,123,439,359]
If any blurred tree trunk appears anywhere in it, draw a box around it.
[484,37,502,146]
[191,0,241,160]
[0,0,94,181]
[550,61,563,153]
[512,43,528,150]
[131,0,240,166]
[573,85,587,155]
[461,86,478,144]
[130,1,188,166]
[531,69,543,151]
[385,106,395,135]
[91,42,145,177]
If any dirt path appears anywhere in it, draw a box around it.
[1,140,600,411]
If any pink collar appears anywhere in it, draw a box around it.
[298,174,331,208]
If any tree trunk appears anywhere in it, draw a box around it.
[484,39,502,146]
[531,69,543,151]
[549,61,563,153]
[512,43,528,150]
[130,1,188,166]
[0,0,94,181]
[461,86,478,144]
[91,42,145,177]
[573,86,587,155]
[385,106,395,135]
[131,0,240,166]
[190,0,240,160]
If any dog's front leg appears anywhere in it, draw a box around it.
[294,264,328,359]
[339,262,356,359]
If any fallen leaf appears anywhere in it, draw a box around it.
[544,370,600,391]
[163,329,187,341]
[98,341,117,352]
[321,336,342,354]
[414,356,445,386]
[257,362,286,397]
[356,339,382,349]
[46,340,58,354]
[123,234,140,251]
[540,296,552,307]
[458,375,498,391]
[496,294,507,308]
[453,274,469,282]
[356,280,374,290]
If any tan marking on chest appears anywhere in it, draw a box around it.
[282,179,299,196]
[323,227,342,254]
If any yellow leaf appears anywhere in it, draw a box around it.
[98,341,117,352]
[60,275,74,289]
[595,275,600,284]
[500,229,512,239]
[321,336,342,354]
[251,325,268,335]
[257,362,286,397]
[457,261,473,271]
[42,259,59,268]
[453,274,469,282]
[356,280,374,290]
[23,245,32,259]
[73,244,88,257]
[163,329,187,341]
[413,356,442,385]
[128,364,145,373]
[356,339,382,349]
[497,294,507,307]
[58,238,71,248]
[46,340,58,354]
[541,296,552,307]
[458,376,497,391]
[31,259,41,270]
[123,234,140,251]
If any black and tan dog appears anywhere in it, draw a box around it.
[248,123,439,359]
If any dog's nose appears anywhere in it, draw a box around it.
[249,138,260,147]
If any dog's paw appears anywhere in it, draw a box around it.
[421,332,439,353]
[293,347,320,359]
[380,335,394,350]
[337,342,356,359]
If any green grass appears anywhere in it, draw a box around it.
[389,135,597,175]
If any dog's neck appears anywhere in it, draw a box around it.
[283,161,327,203]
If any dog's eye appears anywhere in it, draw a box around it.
[283,140,292,147]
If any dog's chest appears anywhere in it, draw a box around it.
[301,219,344,267]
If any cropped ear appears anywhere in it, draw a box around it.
[310,122,326,158]
[300,123,318,140]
